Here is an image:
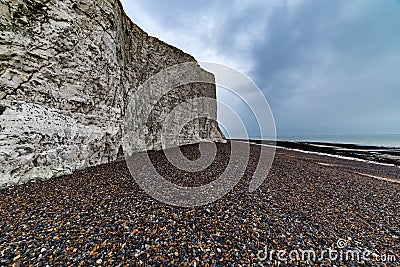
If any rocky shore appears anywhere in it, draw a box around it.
[264,140,400,166]
[1,142,399,266]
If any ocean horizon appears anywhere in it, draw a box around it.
[276,134,400,148]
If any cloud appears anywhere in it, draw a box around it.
[250,0,400,135]
[121,0,400,137]
[120,0,280,72]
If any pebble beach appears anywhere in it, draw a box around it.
[1,142,399,266]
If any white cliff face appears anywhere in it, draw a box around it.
[0,0,224,186]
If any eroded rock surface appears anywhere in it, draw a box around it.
[0,0,224,186]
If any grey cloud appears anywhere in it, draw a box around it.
[250,0,400,135]
[122,0,400,137]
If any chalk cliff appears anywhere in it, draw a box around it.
[0,0,224,186]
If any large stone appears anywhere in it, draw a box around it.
[0,0,224,186]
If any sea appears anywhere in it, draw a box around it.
[277,134,400,148]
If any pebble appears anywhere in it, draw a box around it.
[0,142,399,265]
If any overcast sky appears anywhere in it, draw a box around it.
[121,0,400,137]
